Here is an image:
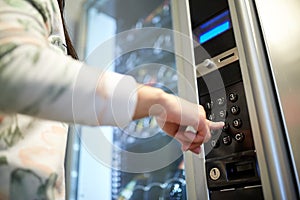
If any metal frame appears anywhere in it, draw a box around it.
[195,47,239,77]
[171,0,209,199]
[228,0,299,199]
[173,0,300,199]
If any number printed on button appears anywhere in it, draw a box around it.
[230,105,240,115]
[233,119,242,128]
[219,110,227,118]
[229,93,238,102]
[217,97,225,106]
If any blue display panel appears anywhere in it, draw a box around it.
[194,10,231,44]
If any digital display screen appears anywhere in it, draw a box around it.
[194,10,232,44]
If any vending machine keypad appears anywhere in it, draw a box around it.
[199,80,255,159]
[197,61,261,190]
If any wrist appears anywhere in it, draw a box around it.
[149,87,168,117]
[132,84,166,120]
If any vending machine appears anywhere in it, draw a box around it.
[69,0,300,199]
[175,0,300,199]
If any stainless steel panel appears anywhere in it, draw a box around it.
[254,0,300,189]
[172,0,209,199]
[229,0,299,199]
[196,47,239,77]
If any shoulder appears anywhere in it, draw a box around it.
[0,0,62,35]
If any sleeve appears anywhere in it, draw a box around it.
[0,0,138,127]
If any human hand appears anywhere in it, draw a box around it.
[152,93,224,154]
[133,85,224,154]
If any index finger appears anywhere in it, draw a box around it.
[207,120,225,130]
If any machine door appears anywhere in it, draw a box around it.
[188,0,263,199]
[179,0,300,199]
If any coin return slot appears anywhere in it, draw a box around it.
[219,52,235,63]
[226,161,256,181]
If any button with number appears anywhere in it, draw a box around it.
[222,135,232,145]
[229,93,238,102]
[208,113,216,121]
[219,110,227,118]
[211,139,220,148]
[209,167,221,181]
[216,97,226,106]
[235,132,245,143]
[230,105,240,115]
[205,102,212,110]
[233,119,242,129]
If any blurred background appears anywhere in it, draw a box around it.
[64,1,186,200]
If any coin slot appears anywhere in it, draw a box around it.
[226,161,256,180]
[219,52,235,63]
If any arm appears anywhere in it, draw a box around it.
[0,0,223,154]
[0,0,137,126]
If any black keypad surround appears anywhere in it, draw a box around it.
[200,81,255,159]
[197,61,260,191]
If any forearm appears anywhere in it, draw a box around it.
[133,84,166,120]
[0,43,138,127]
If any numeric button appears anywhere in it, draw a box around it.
[216,97,226,106]
[208,113,216,121]
[205,101,213,110]
[233,119,242,129]
[230,105,240,115]
[211,139,220,148]
[229,93,238,102]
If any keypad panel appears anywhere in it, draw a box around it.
[196,56,261,190]
[198,78,261,189]
[201,81,255,159]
